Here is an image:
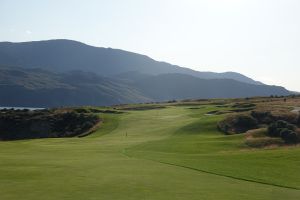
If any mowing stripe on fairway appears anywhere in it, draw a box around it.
[122,149,300,191]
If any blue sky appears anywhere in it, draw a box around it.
[1,0,299,91]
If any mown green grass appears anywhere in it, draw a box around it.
[126,107,300,190]
[0,105,299,199]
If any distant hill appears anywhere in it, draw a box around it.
[0,67,150,107]
[133,73,288,101]
[0,67,290,107]
[0,39,262,85]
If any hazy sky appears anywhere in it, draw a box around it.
[0,0,299,91]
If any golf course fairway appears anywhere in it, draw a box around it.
[0,105,299,199]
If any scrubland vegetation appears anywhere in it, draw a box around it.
[0,108,100,140]
[218,96,300,147]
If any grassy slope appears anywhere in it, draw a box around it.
[126,107,300,189]
[0,106,299,200]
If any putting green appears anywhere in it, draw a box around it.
[0,106,299,200]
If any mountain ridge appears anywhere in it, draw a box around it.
[0,39,292,107]
[0,39,262,85]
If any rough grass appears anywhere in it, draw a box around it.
[245,137,284,148]
[244,128,284,148]
[0,103,299,200]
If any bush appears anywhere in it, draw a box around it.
[251,110,298,125]
[267,120,299,144]
[232,103,256,108]
[268,120,295,137]
[218,114,258,134]
[251,111,273,124]
[280,129,299,144]
[74,108,90,113]
[273,112,299,124]
[0,109,100,140]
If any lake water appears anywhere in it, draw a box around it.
[0,106,44,110]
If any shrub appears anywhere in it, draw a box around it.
[218,114,258,134]
[0,109,100,140]
[280,129,299,144]
[251,111,273,124]
[232,103,256,108]
[74,108,90,113]
[272,112,299,124]
[267,120,299,144]
[268,120,295,137]
[251,110,298,125]
[82,121,94,130]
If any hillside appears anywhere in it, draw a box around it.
[0,67,150,107]
[132,73,288,101]
[0,67,290,107]
[0,39,262,85]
